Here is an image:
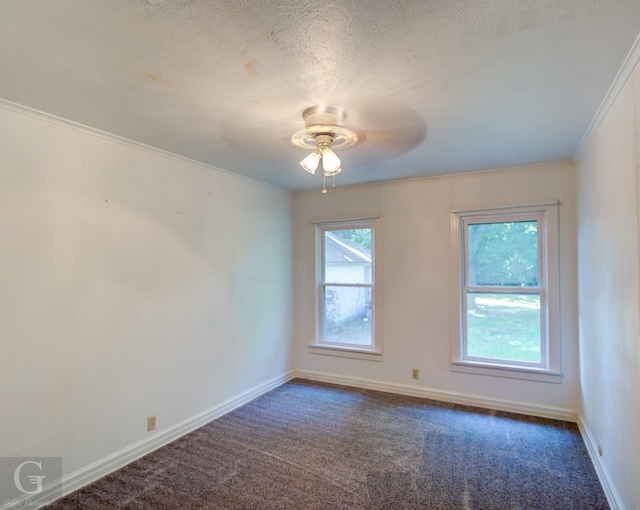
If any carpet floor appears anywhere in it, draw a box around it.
[43,379,608,509]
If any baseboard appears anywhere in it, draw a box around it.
[577,416,624,510]
[27,370,295,509]
[294,369,577,422]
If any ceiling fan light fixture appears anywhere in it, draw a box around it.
[300,150,321,174]
[291,106,358,192]
[321,148,341,174]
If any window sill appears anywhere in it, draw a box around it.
[308,344,383,362]
[451,360,562,383]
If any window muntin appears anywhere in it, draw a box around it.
[314,221,378,354]
[451,203,560,382]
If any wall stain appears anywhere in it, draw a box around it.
[142,72,180,91]
[244,60,259,78]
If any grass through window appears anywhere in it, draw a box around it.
[466,293,540,363]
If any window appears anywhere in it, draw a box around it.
[310,218,381,360]
[450,203,561,383]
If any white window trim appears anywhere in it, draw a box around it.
[450,201,561,383]
[308,218,382,361]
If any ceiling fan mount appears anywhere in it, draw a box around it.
[291,106,359,150]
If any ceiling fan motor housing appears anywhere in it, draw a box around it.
[292,106,359,150]
[302,106,346,128]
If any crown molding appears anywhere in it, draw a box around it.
[0,98,291,195]
[574,32,640,159]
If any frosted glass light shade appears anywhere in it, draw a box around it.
[321,148,341,174]
[300,151,321,174]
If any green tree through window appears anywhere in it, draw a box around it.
[469,221,538,287]
[451,203,561,382]
[332,229,372,250]
[465,219,541,363]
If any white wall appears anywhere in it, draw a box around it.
[576,63,640,508]
[293,162,579,416]
[0,103,293,479]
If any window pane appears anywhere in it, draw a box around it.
[467,221,538,287]
[466,292,541,363]
[324,229,372,284]
[322,285,372,345]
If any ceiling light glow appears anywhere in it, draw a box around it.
[291,106,358,193]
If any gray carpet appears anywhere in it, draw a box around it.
[44,379,608,509]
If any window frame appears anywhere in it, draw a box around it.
[450,202,561,383]
[309,217,382,361]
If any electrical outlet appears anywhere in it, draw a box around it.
[147,415,156,432]
[412,368,419,380]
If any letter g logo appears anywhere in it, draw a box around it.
[13,460,46,494]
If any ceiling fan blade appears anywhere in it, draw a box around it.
[218,87,427,167]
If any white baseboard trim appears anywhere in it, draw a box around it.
[293,369,577,422]
[27,370,295,509]
[14,370,589,509]
[576,415,623,510]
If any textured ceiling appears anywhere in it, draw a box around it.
[1,0,639,191]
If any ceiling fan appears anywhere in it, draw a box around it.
[290,106,359,193]
[218,95,427,191]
